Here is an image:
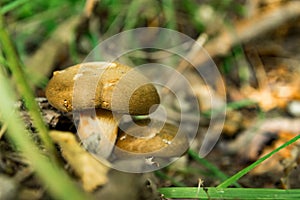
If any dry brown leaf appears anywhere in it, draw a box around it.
[50,131,110,191]
[251,131,300,176]
[226,118,300,159]
[241,58,300,111]
[192,1,300,66]
[245,86,279,111]
[226,122,300,188]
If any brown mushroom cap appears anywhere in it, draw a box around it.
[114,121,189,158]
[45,62,160,114]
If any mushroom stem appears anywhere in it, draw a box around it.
[77,109,118,159]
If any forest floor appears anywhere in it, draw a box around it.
[0,1,300,199]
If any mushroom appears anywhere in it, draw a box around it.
[110,119,189,171]
[45,62,160,158]
[113,119,189,159]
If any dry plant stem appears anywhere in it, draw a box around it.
[161,33,208,95]
[244,45,268,89]
[84,0,98,17]
[25,16,80,86]
[193,1,300,66]
[217,134,300,189]
[245,0,260,18]
[0,14,57,159]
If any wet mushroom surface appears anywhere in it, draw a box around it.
[45,62,163,160]
[106,118,189,172]
[114,119,189,158]
[45,62,160,114]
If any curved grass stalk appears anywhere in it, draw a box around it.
[0,72,91,200]
[0,12,56,158]
[217,134,300,189]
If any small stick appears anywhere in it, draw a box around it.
[193,1,300,67]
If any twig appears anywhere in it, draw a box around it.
[161,2,300,97]
[245,0,260,18]
[25,16,81,86]
[160,33,208,95]
[217,134,300,188]
[244,44,269,89]
[84,0,99,17]
[193,1,300,67]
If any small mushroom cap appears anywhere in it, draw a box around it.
[114,120,189,158]
[45,62,160,114]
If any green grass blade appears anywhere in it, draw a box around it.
[159,187,300,199]
[188,149,241,188]
[226,99,256,110]
[202,99,257,118]
[155,170,187,187]
[217,134,300,188]
[0,12,57,157]
[0,72,91,200]
[0,0,30,14]
[162,0,177,29]
[123,0,141,30]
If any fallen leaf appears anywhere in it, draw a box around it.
[50,131,110,191]
[246,56,300,111]
[251,131,300,175]
[227,117,300,154]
